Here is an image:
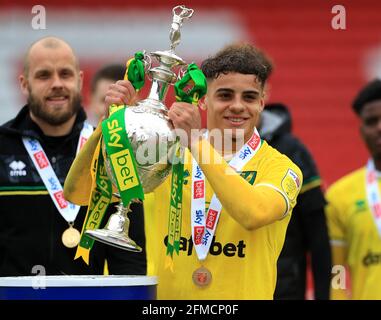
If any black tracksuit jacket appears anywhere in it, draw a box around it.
[260,104,332,300]
[0,105,146,276]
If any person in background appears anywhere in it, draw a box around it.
[259,103,331,299]
[88,64,126,126]
[326,79,381,299]
[0,36,146,276]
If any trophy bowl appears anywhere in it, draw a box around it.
[85,5,194,252]
[102,100,177,195]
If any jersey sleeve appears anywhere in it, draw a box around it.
[325,186,349,299]
[325,187,347,246]
[272,134,321,195]
[194,139,303,229]
[255,154,303,216]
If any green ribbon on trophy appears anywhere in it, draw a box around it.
[105,51,145,206]
[174,63,207,104]
[102,107,144,206]
[75,53,145,264]
[166,63,207,268]
[127,51,146,91]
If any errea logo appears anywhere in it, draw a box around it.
[9,160,27,177]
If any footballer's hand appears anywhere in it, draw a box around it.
[168,101,202,148]
[105,80,137,107]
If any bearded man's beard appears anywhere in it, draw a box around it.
[28,89,82,126]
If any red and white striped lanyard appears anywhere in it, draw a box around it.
[190,128,261,261]
[366,159,381,237]
[22,122,93,224]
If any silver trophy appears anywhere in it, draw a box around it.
[85,5,194,251]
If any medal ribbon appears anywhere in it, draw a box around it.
[191,129,262,261]
[22,122,93,224]
[166,64,207,266]
[365,159,381,237]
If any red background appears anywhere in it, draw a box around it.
[2,0,381,188]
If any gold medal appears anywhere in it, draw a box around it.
[192,266,212,287]
[62,225,81,248]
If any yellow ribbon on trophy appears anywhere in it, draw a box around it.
[64,52,146,264]
[74,137,113,263]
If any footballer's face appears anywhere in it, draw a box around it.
[20,44,83,126]
[202,72,265,145]
[360,99,381,160]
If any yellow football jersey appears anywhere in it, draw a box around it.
[144,139,302,299]
[326,167,381,300]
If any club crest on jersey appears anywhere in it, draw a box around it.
[281,169,301,201]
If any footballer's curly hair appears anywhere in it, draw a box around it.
[201,43,273,88]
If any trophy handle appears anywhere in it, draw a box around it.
[142,51,152,74]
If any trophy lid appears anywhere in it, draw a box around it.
[148,6,193,70]
[146,6,194,85]
[150,50,185,67]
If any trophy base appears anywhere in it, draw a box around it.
[85,229,142,252]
